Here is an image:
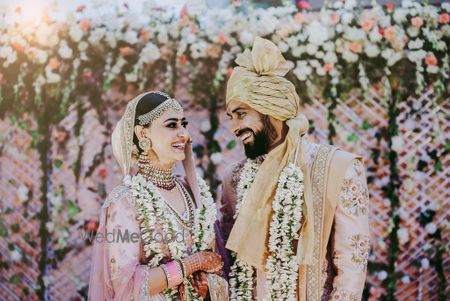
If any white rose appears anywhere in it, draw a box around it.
[278,41,289,53]
[342,12,353,24]
[342,50,358,63]
[293,61,312,81]
[420,258,430,269]
[365,44,380,57]
[307,21,329,46]
[443,3,450,12]
[397,227,409,245]
[323,41,335,52]
[36,50,48,64]
[377,271,388,281]
[58,42,73,59]
[45,66,61,84]
[344,0,357,10]
[239,31,253,45]
[157,30,169,44]
[69,26,83,42]
[335,24,344,34]
[315,51,324,59]
[124,30,138,45]
[10,250,22,262]
[369,28,382,42]
[48,34,59,47]
[391,136,403,152]
[393,9,407,24]
[78,41,88,52]
[292,46,303,57]
[125,72,137,82]
[140,42,160,62]
[306,44,318,55]
[316,66,326,76]
[18,185,29,203]
[0,46,12,58]
[309,59,320,68]
[46,221,55,233]
[426,65,439,74]
[407,27,420,38]
[401,275,411,284]
[210,152,223,165]
[200,120,211,132]
[425,222,437,234]
[436,41,446,51]
[105,31,117,48]
[88,28,106,45]
[408,39,424,50]
[407,50,426,62]
[324,51,337,63]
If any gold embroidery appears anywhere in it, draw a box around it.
[350,234,370,272]
[330,288,359,301]
[306,145,334,301]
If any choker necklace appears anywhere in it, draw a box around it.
[138,154,176,190]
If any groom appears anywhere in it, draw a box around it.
[216,37,370,300]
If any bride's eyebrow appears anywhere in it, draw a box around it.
[164,118,186,123]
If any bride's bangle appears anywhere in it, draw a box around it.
[162,261,183,288]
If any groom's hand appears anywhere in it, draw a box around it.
[190,271,209,298]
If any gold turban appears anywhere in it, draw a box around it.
[225,37,314,269]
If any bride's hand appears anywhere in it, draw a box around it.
[183,251,223,275]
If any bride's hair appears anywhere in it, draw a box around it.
[132,92,169,156]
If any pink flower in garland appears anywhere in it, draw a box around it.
[179,54,187,65]
[98,167,108,179]
[85,220,99,232]
[76,5,86,13]
[329,13,340,25]
[294,12,307,24]
[80,19,91,32]
[424,53,437,66]
[439,13,450,24]
[297,1,311,10]
[384,26,396,40]
[386,2,394,13]
[119,46,133,57]
[11,41,25,53]
[349,42,363,53]
[324,63,334,73]
[411,16,424,28]
[48,57,61,71]
[218,33,227,45]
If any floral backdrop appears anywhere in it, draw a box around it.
[0,0,448,300]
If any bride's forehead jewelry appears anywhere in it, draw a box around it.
[137,91,184,126]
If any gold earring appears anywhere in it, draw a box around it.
[139,137,152,151]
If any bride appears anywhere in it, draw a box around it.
[88,91,227,300]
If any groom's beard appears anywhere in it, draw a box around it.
[243,129,271,159]
[242,116,278,159]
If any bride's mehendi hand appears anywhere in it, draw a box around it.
[182,251,223,275]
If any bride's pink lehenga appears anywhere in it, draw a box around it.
[89,184,165,300]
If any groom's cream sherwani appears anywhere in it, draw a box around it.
[216,138,370,300]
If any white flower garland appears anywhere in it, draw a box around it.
[125,174,216,300]
[229,160,305,301]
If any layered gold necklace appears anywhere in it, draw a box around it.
[137,154,194,230]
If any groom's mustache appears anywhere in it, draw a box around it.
[235,128,255,138]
